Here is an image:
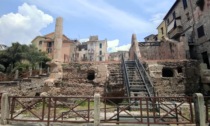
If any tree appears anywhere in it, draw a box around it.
[0,42,51,73]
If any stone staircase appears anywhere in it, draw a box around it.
[124,61,149,97]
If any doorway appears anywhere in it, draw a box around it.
[202,51,210,69]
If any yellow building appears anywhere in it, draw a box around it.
[157,21,167,41]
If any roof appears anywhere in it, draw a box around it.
[32,32,77,43]
[163,0,180,20]
[156,20,165,29]
[0,44,7,50]
[144,34,157,39]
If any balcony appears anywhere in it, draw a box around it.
[168,27,183,40]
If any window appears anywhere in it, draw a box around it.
[161,27,164,34]
[183,0,188,9]
[186,12,190,21]
[99,57,102,61]
[99,43,102,48]
[99,50,102,55]
[39,41,42,45]
[197,25,205,38]
[167,19,170,25]
[173,11,176,19]
[47,42,53,47]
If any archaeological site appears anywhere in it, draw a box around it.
[1,0,210,125]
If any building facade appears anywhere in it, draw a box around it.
[157,21,167,41]
[193,0,210,68]
[76,36,108,62]
[31,32,78,63]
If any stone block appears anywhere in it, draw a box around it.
[202,69,210,76]
[201,76,210,83]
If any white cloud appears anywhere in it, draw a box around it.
[28,0,154,33]
[0,3,53,45]
[150,13,165,26]
[107,39,130,52]
[79,38,89,43]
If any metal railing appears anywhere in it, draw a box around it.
[121,54,130,97]
[6,96,195,125]
[8,96,93,125]
[204,96,210,123]
[134,53,155,97]
[102,96,194,125]
[139,42,161,47]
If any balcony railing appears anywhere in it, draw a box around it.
[169,27,183,39]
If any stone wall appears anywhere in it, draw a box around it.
[62,63,108,96]
[145,60,200,97]
[139,40,185,60]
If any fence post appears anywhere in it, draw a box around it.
[39,67,42,75]
[193,93,205,126]
[47,67,50,75]
[14,70,19,80]
[94,93,100,126]
[0,93,9,125]
[29,67,32,77]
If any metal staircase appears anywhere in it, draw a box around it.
[121,53,155,98]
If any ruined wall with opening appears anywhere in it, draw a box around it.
[145,60,200,97]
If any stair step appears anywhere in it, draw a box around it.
[130,89,147,92]
[129,81,144,83]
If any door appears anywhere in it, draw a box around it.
[202,51,210,69]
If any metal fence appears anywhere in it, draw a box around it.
[5,96,199,125]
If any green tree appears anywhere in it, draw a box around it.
[0,42,51,73]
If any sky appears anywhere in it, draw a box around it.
[0,0,175,52]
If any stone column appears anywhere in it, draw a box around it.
[193,93,205,126]
[131,34,142,60]
[94,93,100,126]
[54,17,63,62]
[1,93,9,125]
[47,67,50,75]
[39,67,42,75]
[29,67,32,77]
[14,70,19,80]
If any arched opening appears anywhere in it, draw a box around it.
[87,70,95,80]
[35,92,40,97]
[162,68,174,77]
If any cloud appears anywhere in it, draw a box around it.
[150,13,165,26]
[79,38,89,43]
[28,0,154,33]
[0,3,53,45]
[107,39,130,52]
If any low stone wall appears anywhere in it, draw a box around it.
[145,60,200,96]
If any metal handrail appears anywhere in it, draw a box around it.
[134,53,155,97]
[121,54,130,97]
